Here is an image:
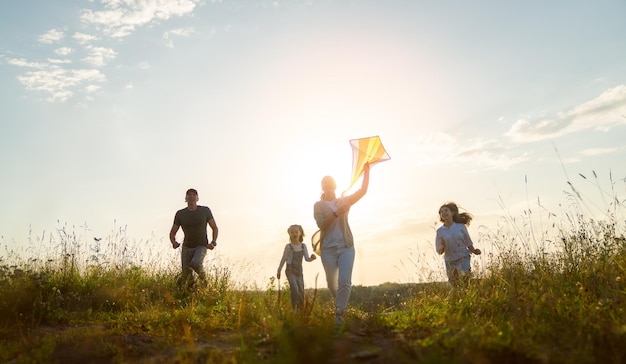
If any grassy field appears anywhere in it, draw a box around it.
[1,180,625,363]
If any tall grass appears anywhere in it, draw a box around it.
[386,170,626,363]
[1,172,625,363]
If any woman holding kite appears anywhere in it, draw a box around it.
[313,163,370,331]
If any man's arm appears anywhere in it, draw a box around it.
[468,245,481,255]
[208,219,218,245]
[169,224,180,249]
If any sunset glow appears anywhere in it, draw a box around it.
[1,1,625,287]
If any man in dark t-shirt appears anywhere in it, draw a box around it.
[169,188,219,286]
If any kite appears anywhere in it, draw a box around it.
[347,135,390,190]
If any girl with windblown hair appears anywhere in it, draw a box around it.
[436,202,481,285]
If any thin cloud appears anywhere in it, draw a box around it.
[406,133,529,171]
[54,47,73,56]
[38,29,65,44]
[405,132,457,165]
[7,51,105,102]
[83,45,117,67]
[4,0,202,102]
[407,87,626,171]
[47,58,73,65]
[73,32,99,45]
[17,67,106,102]
[7,58,46,69]
[506,85,626,143]
[168,28,194,37]
[568,85,626,130]
[86,85,102,93]
[80,0,200,38]
[506,118,571,142]
[163,27,194,48]
[580,147,619,156]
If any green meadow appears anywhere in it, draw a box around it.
[1,176,625,363]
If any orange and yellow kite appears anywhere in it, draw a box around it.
[348,135,391,190]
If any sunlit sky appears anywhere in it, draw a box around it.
[2,0,626,287]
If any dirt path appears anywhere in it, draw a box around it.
[9,324,408,363]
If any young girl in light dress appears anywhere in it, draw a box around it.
[436,202,481,285]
